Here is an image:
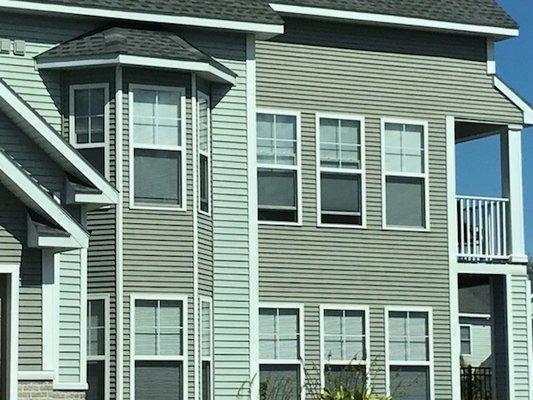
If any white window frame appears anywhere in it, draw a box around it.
[256,108,302,226]
[384,306,435,400]
[315,113,366,228]
[129,84,187,211]
[259,302,306,399]
[129,293,188,400]
[199,296,213,400]
[197,91,211,216]
[319,305,370,388]
[0,264,19,400]
[69,83,110,179]
[459,324,472,356]
[381,117,430,232]
[87,294,110,400]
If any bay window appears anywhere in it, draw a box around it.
[387,309,433,400]
[70,84,109,177]
[257,111,301,223]
[259,306,303,399]
[383,120,428,229]
[132,297,186,400]
[131,85,185,209]
[198,92,211,214]
[317,115,365,226]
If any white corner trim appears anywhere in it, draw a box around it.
[0,0,284,35]
[36,56,237,85]
[269,3,519,37]
[486,39,496,75]
[0,151,88,248]
[494,77,533,125]
[0,80,118,205]
[0,264,19,400]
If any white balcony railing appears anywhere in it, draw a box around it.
[457,196,510,260]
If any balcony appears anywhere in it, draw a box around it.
[457,196,509,261]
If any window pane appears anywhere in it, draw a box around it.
[460,326,471,355]
[324,310,343,335]
[257,113,275,139]
[156,119,180,146]
[345,311,364,336]
[75,117,89,144]
[135,300,157,356]
[324,336,343,361]
[135,360,182,400]
[260,364,300,400]
[79,148,105,176]
[134,117,156,145]
[276,115,296,141]
[386,176,425,228]
[157,91,179,120]
[88,300,105,357]
[385,123,425,174]
[74,89,89,116]
[257,113,297,166]
[134,149,180,206]
[200,155,209,212]
[134,89,156,118]
[198,96,209,153]
[260,309,276,359]
[410,312,428,337]
[324,364,366,393]
[390,366,430,400]
[90,116,104,143]
[202,361,211,400]
[258,169,297,222]
[321,173,360,213]
[201,302,211,358]
[87,360,105,400]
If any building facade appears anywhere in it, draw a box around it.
[0,1,531,400]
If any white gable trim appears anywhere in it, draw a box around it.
[494,77,533,125]
[36,55,237,85]
[0,80,118,205]
[0,0,284,36]
[269,3,519,38]
[0,151,89,248]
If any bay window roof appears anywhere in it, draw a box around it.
[35,26,238,84]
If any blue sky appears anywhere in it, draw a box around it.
[455,0,533,254]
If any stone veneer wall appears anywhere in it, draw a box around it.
[18,381,86,399]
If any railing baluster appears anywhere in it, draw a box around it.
[490,201,495,257]
[496,202,501,257]
[502,200,507,257]
[466,199,471,256]
[484,200,488,257]
[459,198,464,256]
[477,199,482,256]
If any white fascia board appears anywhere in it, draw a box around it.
[0,0,284,35]
[36,55,237,85]
[0,151,89,249]
[0,81,118,205]
[269,3,519,38]
[494,77,533,126]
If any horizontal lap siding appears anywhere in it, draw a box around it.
[510,275,531,399]
[256,19,522,399]
[198,214,213,296]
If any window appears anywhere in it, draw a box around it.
[259,306,303,400]
[70,84,109,177]
[200,299,212,400]
[132,297,185,400]
[387,309,433,400]
[460,325,472,356]
[131,85,185,209]
[383,120,428,229]
[257,111,301,223]
[321,307,368,392]
[317,116,365,226]
[87,297,108,400]
[198,92,211,214]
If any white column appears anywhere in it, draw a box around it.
[501,126,527,263]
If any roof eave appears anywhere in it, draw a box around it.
[269,3,519,39]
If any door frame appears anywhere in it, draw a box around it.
[0,264,19,400]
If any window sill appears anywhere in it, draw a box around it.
[382,225,430,233]
[129,204,186,212]
[259,220,302,227]
[317,223,366,230]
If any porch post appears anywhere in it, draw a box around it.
[500,126,527,263]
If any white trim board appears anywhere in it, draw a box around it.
[87,294,111,400]
[37,55,237,85]
[0,79,118,206]
[269,3,519,38]
[0,150,88,248]
[0,1,284,37]
[0,264,19,400]
[493,77,533,126]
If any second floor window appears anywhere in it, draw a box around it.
[257,111,300,224]
[131,85,185,209]
[70,84,108,177]
[318,116,364,226]
[198,92,211,214]
[383,120,428,230]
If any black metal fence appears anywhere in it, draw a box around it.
[461,366,493,400]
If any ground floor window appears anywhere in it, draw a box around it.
[87,296,109,400]
[200,298,213,400]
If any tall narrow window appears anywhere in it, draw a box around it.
[133,298,185,400]
[259,307,302,399]
[200,299,212,400]
[318,116,364,226]
[198,92,211,214]
[460,325,472,356]
[70,84,108,177]
[383,120,428,229]
[257,112,300,223]
[87,298,107,400]
[387,310,433,400]
[322,308,367,391]
[131,85,184,209]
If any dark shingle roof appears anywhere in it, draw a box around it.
[273,0,518,29]
[35,26,237,78]
[19,0,284,26]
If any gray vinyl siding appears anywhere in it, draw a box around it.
[198,214,213,296]
[121,68,195,400]
[0,185,43,371]
[256,19,523,399]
